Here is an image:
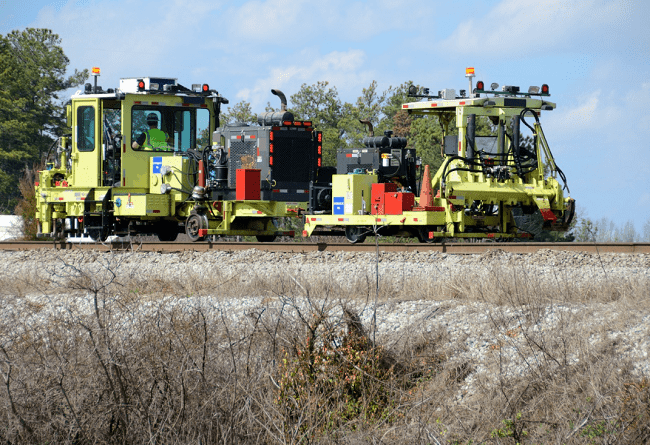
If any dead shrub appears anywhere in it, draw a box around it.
[0,250,648,443]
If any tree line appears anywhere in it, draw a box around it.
[0,28,87,212]
[221,80,495,172]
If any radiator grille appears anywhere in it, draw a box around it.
[228,140,257,187]
[272,132,313,183]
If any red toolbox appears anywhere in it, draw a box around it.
[371,183,397,202]
[371,183,397,214]
[384,192,415,215]
[236,169,261,200]
[372,203,386,215]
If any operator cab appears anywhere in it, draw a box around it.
[121,77,212,153]
[65,68,226,189]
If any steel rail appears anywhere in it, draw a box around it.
[1,241,649,254]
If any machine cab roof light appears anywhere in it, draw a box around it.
[541,84,550,95]
[475,80,485,91]
[502,85,520,94]
[91,67,100,75]
[490,82,499,91]
[192,83,210,92]
[528,86,540,94]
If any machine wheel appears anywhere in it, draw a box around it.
[157,221,179,242]
[416,227,442,243]
[345,226,367,244]
[185,214,207,242]
[88,228,109,242]
[256,235,277,243]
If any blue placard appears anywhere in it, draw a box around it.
[333,196,344,215]
[152,156,163,174]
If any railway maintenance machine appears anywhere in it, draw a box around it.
[303,68,575,243]
[36,69,319,241]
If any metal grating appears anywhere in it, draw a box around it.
[272,132,314,183]
[228,140,257,187]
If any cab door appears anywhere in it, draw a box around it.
[71,98,101,188]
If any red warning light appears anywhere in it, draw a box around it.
[541,84,549,94]
[137,79,145,91]
[476,80,485,91]
[202,84,209,92]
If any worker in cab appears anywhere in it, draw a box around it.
[132,113,171,150]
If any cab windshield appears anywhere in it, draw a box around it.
[131,105,210,152]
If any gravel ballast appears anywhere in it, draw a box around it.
[1,248,648,392]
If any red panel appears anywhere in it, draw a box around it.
[236,169,261,200]
[540,208,558,222]
[371,203,385,215]
[371,183,397,209]
[384,192,415,215]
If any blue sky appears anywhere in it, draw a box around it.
[2,0,649,232]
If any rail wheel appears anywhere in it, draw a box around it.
[345,226,367,244]
[157,221,179,242]
[185,213,207,242]
[416,227,442,243]
[88,228,109,242]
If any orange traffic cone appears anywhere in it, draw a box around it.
[419,164,434,208]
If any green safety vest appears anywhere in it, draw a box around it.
[144,128,169,150]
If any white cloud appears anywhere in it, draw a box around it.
[33,0,226,78]
[439,0,637,56]
[233,48,370,109]
[546,79,650,153]
[638,192,650,208]
[223,0,437,44]
[225,0,305,41]
[547,90,601,135]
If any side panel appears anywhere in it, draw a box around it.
[332,174,377,215]
[113,193,170,217]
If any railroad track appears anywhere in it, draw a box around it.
[1,240,649,254]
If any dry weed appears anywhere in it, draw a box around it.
[0,250,648,443]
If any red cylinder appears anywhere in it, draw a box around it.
[198,160,205,187]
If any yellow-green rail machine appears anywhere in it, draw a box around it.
[36,69,315,241]
[303,68,574,243]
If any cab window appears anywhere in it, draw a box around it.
[77,106,95,152]
[131,106,210,151]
